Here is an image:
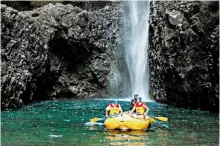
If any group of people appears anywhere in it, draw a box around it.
[105,94,149,119]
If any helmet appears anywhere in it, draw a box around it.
[138,97,142,101]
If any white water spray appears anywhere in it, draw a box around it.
[123,1,151,100]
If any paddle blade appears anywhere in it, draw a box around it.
[85,122,104,126]
[90,118,101,123]
[155,117,168,122]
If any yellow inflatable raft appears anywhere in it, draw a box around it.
[104,114,155,130]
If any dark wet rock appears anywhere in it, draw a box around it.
[1,2,122,109]
[167,10,183,26]
[1,1,112,11]
[2,1,219,112]
[149,1,219,112]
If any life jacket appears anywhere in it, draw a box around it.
[109,103,120,115]
[142,102,147,106]
[135,102,145,115]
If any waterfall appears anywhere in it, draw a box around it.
[122,1,151,100]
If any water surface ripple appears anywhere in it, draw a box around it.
[2,100,219,146]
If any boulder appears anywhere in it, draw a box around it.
[1,2,123,109]
[149,1,219,112]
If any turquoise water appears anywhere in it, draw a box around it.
[1,99,219,146]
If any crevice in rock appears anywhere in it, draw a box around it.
[31,61,60,102]
[48,30,93,68]
[31,13,39,17]
[90,71,104,88]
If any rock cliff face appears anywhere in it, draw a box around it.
[149,1,219,111]
[1,1,112,11]
[1,1,219,112]
[1,2,122,109]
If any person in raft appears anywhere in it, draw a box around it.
[105,99,123,118]
[129,97,149,119]
[130,94,138,110]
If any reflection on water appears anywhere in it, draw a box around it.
[108,142,145,146]
[106,130,146,141]
[105,130,146,146]
[1,100,219,146]
[157,129,169,146]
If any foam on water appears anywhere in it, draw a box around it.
[49,135,63,138]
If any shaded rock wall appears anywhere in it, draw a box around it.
[149,1,219,112]
[1,2,122,109]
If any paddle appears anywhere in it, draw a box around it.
[128,111,168,122]
[152,116,168,122]
[90,115,168,123]
[85,122,104,126]
[90,115,118,123]
[90,117,104,123]
[130,115,168,122]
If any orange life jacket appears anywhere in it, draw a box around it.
[135,103,145,115]
[109,103,120,115]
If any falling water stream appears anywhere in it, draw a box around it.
[123,1,151,100]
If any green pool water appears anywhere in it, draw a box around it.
[1,99,219,146]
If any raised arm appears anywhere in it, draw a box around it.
[130,105,136,113]
[119,105,123,114]
[128,105,136,117]
[105,105,110,118]
[143,104,149,115]
[131,100,136,106]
